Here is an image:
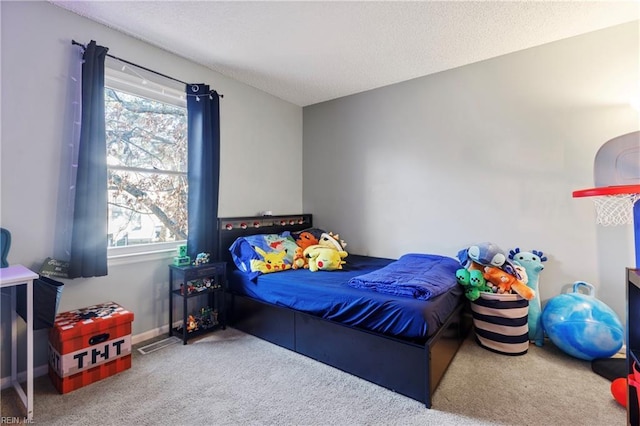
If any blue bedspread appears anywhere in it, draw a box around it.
[347,253,460,300]
[227,254,463,339]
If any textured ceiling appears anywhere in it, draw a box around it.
[49,1,640,106]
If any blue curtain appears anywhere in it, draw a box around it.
[69,40,109,278]
[186,84,221,260]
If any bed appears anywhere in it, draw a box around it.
[217,214,471,408]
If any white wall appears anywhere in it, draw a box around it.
[0,1,302,376]
[303,21,639,329]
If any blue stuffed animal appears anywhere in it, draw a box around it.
[458,242,521,279]
[509,247,547,346]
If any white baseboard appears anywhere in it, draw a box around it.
[1,324,171,390]
[131,324,170,345]
[619,344,628,356]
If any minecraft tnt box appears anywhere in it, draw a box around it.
[48,302,134,394]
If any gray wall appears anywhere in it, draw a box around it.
[0,1,302,377]
[1,1,638,380]
[304,21,639,331]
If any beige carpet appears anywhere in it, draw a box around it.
[1,327,626,425]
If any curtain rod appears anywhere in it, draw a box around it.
[72,40,223,98]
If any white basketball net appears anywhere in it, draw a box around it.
[591,193,640,226]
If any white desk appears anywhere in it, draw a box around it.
[1,265,38,421]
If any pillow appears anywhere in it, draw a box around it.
[229,232,299,280]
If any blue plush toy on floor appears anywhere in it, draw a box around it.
[542,281,623,361]
[509,248,547,347]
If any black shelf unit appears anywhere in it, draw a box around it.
[628,268,640,425]
[169,262,226,344]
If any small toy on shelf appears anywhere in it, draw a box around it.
[173,256,190,266]
[180,281,197,295]
[173,245,191,266]
[193,252,210,266]
[186,315,198,332]
[198,306,220,329]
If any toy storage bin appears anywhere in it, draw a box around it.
[48,302,134,394]
[470,292,529,356]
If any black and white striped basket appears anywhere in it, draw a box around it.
[470,292,529,356]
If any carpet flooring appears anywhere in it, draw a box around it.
[0,327,627,425]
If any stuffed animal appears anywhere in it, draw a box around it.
[303,245,348,272]
[509,247,547,346]
[293,231,319,251]
[291,247,307,270]
[291,232,320,269]
[456,269,470,285]
[513,265,528,286]
[467,260,484,272]
[456,268,492,301]
[187,315,198,332]
[470,269,491,290]
[458,242,521,279]
[483,266,535,300]
[318,232,347,251]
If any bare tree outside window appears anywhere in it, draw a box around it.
[105,86,187,247]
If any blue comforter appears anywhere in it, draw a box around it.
[347,253,460,300]
[228,254,463,339]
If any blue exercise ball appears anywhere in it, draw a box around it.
[541,281,623,361]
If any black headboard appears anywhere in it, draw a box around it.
[217,214,312,265]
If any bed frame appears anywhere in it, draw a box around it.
[217,214,471,408]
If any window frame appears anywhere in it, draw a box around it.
[104,65,188,264]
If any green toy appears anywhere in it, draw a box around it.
[456,268,492,301]
[456,268,470,285]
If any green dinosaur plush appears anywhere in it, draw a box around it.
[456,268,470,285]
[456,268,491,301]
[469,269,492,291]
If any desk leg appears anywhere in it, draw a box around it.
[26,278,33,421]
[8,282,34,421]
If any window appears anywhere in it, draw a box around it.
[104,66,187,254]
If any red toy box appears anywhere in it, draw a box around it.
[48,301,134,394]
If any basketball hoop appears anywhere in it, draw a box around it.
[572,185,640,226]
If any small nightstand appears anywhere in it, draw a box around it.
[168,262,226,344]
